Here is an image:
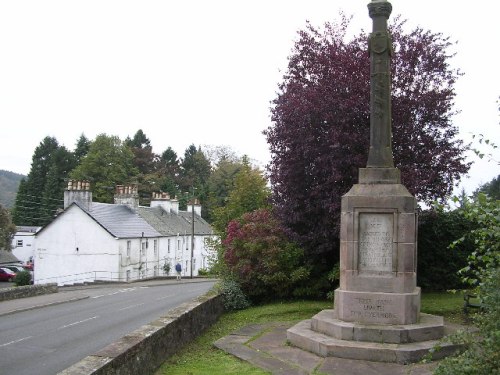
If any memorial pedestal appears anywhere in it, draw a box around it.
[287,168,461,363]
[335,171,419,325]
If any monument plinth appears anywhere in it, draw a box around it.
[287,0,462,363]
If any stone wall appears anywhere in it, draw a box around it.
[59,293,224,375]
[0,283,58,302]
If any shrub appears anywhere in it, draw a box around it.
[417,208,474,290]
[451,193,500,289]
[223,208,310,303]
[162,262,171,275]
[218,279,251,311]
[433,194,500,374]
[434,269,500,375]
[14,270,32,286]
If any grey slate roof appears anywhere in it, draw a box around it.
[36,202,162,239]
[0,250,21,265]
[136,206,213,236]
[16,226,41,233]
[88,203,161,238]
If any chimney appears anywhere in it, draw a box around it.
[114,184,139,210]
[170,196,179,214]
[64,180,92,211]
[150,192,172,212]
[187,198,202,217]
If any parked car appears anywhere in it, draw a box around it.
[0,267,16,282]
[3,265,25,273]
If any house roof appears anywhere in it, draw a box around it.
[16,226,41,233]
[136,206,213,236]
[36,202,162,239]
[89,203,161,238]
[0,250,21,265]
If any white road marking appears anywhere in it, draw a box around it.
[93,288,137,298]
[0,336,33,347]
[118,302,145,311]
[58,316,99,330]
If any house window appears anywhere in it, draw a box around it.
[141,241,146,255]
[17,240,23,247]
[167,239,171,253]
[154,265,158,276]
[127,241,131,256]
[185,260,188,273]
[154,240,158,255]
[177,240,181,251]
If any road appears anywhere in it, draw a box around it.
[0,280,216,375]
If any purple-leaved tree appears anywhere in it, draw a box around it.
[264,17,470,268]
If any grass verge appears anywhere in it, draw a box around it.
[155,292,466,375]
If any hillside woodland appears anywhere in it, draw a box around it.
[0,170,25,208]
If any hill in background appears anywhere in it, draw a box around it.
[0,170,25,208]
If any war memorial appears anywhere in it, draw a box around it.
[287,0,461,363]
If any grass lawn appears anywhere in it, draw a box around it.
[155,292,467,375]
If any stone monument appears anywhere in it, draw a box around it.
[287,0,461,363]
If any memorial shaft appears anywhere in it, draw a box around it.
[367,0,394,168]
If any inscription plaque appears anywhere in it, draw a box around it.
[359,213,393,272]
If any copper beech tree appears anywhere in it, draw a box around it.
[265,17,470,267]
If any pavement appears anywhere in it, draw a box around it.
[0,277,215,317]
[215,322,439,375]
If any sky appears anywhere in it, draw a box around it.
[0,0,498,196]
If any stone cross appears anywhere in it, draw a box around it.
[366,0,394,168]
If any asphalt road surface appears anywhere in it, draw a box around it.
[0,281,215,375]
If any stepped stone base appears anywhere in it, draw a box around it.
[287,311,463,364]
[312,310,443,344]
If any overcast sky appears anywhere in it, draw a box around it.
[1,0,498,195]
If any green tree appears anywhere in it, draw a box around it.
[12,137,74,225]
[179,145,212,214]
[125,129,158,175]
[158,147,181,198]
[206,157,245,222]
[0,204,16,251]
[11,178,28,225]
[474,174,500,200]
[70,134,139,203]
[74,134,91,165]
[213,157,270,233]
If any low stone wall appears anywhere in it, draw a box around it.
[59,293,224,375]
[0,283,58,302]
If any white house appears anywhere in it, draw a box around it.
[137,192,214,278]
[34,181,215,285]
[11,226,41,266]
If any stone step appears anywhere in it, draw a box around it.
[312,310,444,344]
[287,319,462,364]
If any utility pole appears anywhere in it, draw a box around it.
[190,186,195,279]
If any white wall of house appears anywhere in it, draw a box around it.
[35,205,120,286]
[12,232,37,265]
[157,234,215,277]
[118,236,161,281]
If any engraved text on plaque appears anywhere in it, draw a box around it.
[359,213,393,272]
